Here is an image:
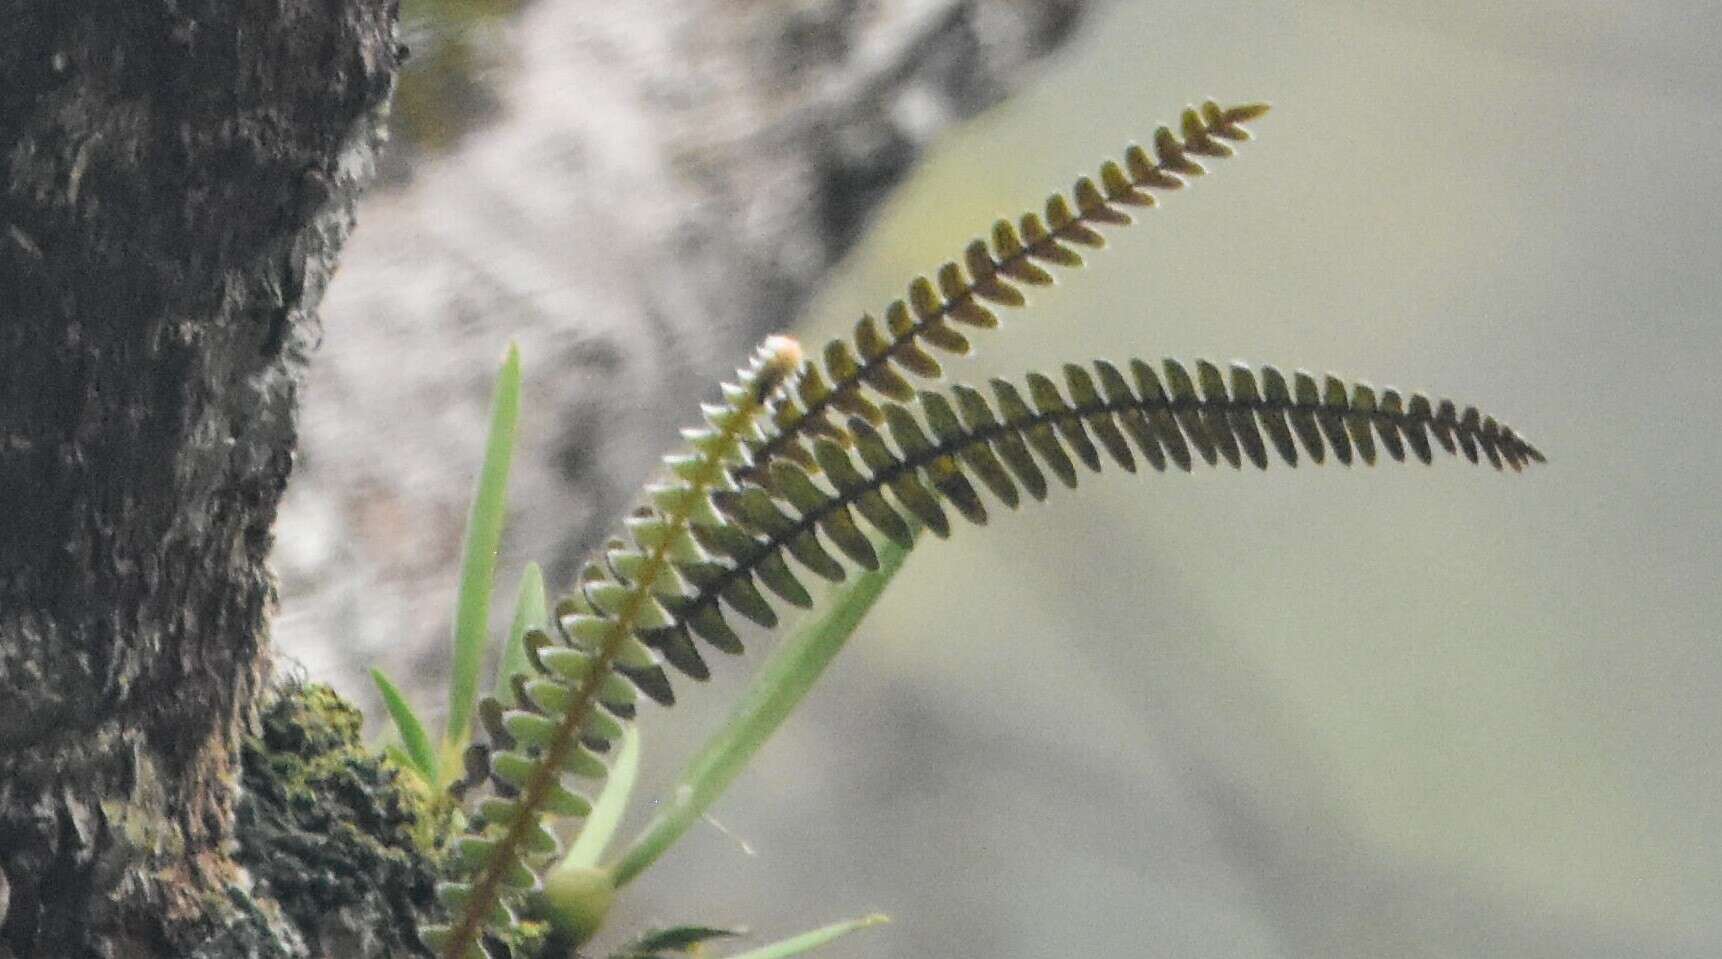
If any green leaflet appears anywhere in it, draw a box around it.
[447,342,522,750]
[719,915,890,959]
[495,561,548,697]
[372,667,436,783]
[602,915,887,959]
[560,724,641,873]
[610,925,742,959]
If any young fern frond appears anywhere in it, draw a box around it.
[424,339,803,959]
[739,99,1271,486]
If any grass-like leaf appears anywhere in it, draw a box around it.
[495,561,548,696]
[721,915,890,959]
[446,341,523,749]
[561,724,641,872]
[384,743,423,780]
[372,666,436,782]
[609,535,913,888]
[612,924,743,958]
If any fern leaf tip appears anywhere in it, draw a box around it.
[758,334,803,377]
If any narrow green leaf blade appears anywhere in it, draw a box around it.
[609,534,916,887]
[559,724,641,871]
[447,341,523,747]
[622,924,743,954]
[382,744,422,786]
[720,915,889,959]
[495,561,548,696]
[371,667,435,782]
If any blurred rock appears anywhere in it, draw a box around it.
[274,0,1094,711]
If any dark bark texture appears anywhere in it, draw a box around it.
[0,2,398,956]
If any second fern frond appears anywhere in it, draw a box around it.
[740,99,1271,486]
[632,357,1540,676]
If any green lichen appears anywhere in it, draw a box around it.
[235,681,446,958]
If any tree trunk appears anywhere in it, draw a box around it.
[0,3,398,955]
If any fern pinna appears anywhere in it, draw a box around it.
[423,100,1542,958]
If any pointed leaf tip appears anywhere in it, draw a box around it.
[447,339,524,744]
[720,914,891,959]
[371,667,436,782]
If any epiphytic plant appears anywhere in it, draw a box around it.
[372,99,1542,959]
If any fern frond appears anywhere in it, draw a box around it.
[645,358,1541,667]
[739,100,1271,485]
[424,338,804,959]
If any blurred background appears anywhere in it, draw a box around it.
[275,1,1722,956]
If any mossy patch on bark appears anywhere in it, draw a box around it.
[235,682,443,958]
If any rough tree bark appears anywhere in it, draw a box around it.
[0,3,399,955]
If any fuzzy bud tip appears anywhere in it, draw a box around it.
[750,334,804,401]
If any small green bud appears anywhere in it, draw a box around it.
[536,865,616,946]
